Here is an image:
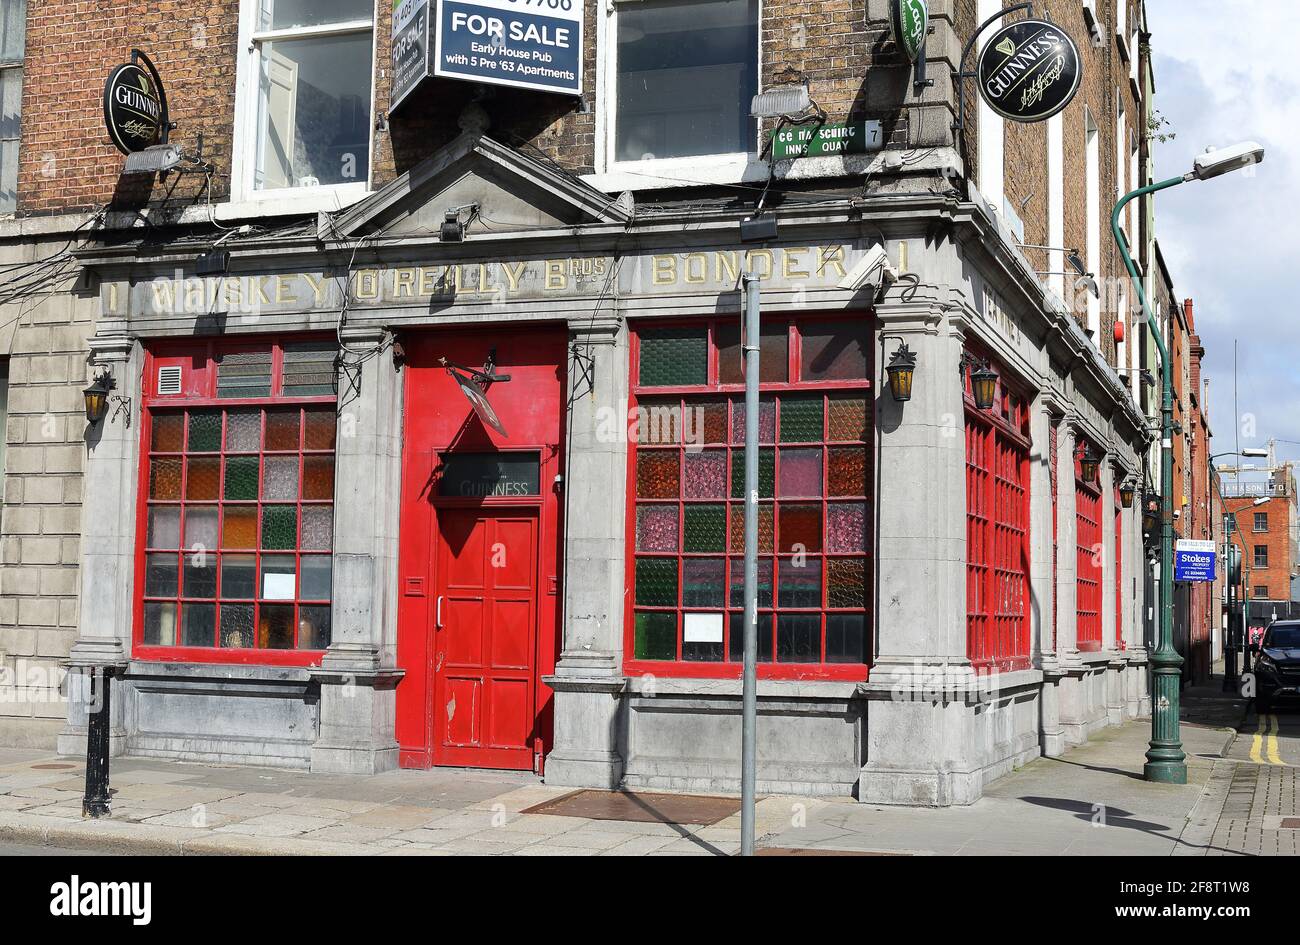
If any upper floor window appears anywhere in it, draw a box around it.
[233,0,374,201]
[610,0,758,168]
[0,0,25,214]
[1254,545,1269,569]
[1254,511,1268,532]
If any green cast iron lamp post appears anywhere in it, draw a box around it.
[1111,141,1264,784]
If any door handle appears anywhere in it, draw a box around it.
[436,595,445,630]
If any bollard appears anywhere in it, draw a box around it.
[82,667,112,818]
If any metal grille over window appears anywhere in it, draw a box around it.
[1076,440,1103,651]
[215,350,273,398]
[629,318,871,674]
[282,343,338,397]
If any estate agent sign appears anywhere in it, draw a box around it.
[391,0,582,105]
[1174,539,1217,583]
[976,19,1081,123]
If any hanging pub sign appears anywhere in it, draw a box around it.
[102,50,169,154]
[440,353,511,437]
[976,19,1081,123]
[890,0,929,64]
[390,0,582,109]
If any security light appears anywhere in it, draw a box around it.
[123,144,182,176]
[1190,142,1265,181]
[1067,252,1087,277]
[1241,448,1269,458]
[751,83,812,119]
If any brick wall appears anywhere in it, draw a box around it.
[16,0,930,217]
[1227,493,1296,603]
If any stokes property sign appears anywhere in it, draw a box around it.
[976,19,1081,123]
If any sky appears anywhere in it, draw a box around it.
[1147,1,1300,472]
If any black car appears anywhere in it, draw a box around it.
[1251,621,1300,711]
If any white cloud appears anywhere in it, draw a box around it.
[1149,1,1300,464]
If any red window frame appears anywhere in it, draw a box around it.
[1075,439,1103,652]
[963,350,1031,672]
[134,337,337,667]
[624,314,873,681]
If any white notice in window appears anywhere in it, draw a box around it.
[683,613,724,644]
[263,573,296,601]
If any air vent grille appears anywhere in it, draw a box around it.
[156,365,182,395]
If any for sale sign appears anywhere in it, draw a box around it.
[390,0,582,109]
[1174,539,1217,583]
[435,0,583,96]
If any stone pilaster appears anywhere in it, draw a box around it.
[1034,398,1066,757]
[309,326,404,774]
[542,314,628,789]
[860,292,984,806]
[59,331,138,757]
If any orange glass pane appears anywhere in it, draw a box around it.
[302,456,335,500]
[779,504,822,553]
[186,458,221,500]
[151,414,185,452]
[303,408,337,450]
[221,507,258,549]
[265,410,300,451]
[150,458,183,500]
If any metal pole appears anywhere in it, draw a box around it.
[1113,175,1188,784]
[740,272,761,856]
[82,667,112,818]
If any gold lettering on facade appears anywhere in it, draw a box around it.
[303,273,327,306]
[744,249,774,280]
[502,261,528,292]
[817,246,847,278]
[684,253,708,284]
[782,248,809,280]
[545,260,567,291]
[715,251,740,285]
[653,255,676,286]
[354,270,379,300]
[394,268,417,298]
[275,275,295,303]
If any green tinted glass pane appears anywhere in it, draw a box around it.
[780,396,824,443]
[187,411,222,452]
[223,456,259,500]
[683,504,726,553]
[634,612,677,660]
[639,328,707,386]
[682,558,725,607]
[635,557,678,607]
[261,506,298,550]
[730,448,774,498]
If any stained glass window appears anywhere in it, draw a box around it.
[140,342,337,657]
[630,317,872,672]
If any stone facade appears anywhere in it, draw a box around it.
[0,0,1184,805]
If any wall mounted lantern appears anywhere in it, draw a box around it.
[83,370,116,425]
[960,352,998,410]
[1119,478,1137,509]
[1077,445,1101,484]
[886,342,917,402]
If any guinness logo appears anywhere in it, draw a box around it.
[976,19,1082,124]
[103,54,169,155]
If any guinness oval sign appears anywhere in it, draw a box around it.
[103,58,166,154]
[976,19,1081,123]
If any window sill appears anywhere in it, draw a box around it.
[132,646,326,668]
[584,154,765,193]
[622,660,868,685]
[625,672,865,699]
[217,183,370,222]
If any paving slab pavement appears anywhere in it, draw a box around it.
[0,704,1293,856]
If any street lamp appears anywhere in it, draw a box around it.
[1111,140,1264,785]
[886,342,917,403]
[1119,479,1136,509]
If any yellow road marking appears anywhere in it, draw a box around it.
[1249,712,1285,766]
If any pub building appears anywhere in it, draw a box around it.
[55,6,1153,807]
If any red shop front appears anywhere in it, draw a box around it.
[396,326,566,772]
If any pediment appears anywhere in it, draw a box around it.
[325,133,629,240]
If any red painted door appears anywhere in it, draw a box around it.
[432,508,539,770]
